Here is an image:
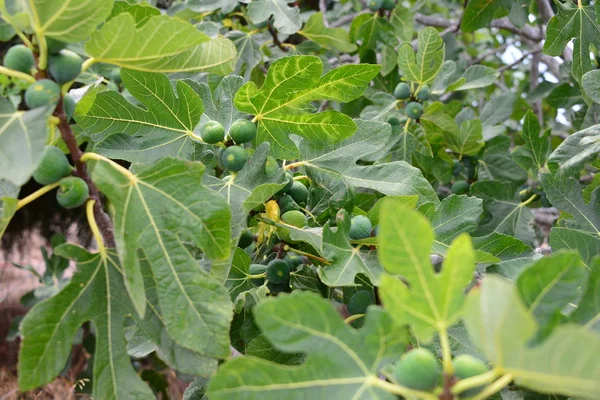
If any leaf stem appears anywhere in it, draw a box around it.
[36,33,48,70]
[285,245,331,265]
[0,66,36,83]
[451,369,500,395]
[16,182,61,210]
[438,327,454,374]
[369,376,438,400]
[471,374,513,400]
[81,152,136,182]
[520,193,538,207]
[81,57,98,73]
[86,200,107,259]
[343,313,364,324]
[284,161,307,171]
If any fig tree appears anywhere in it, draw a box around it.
[63,94,76,120]
[279,194,300,214]
[46,38,67,55]
[382,0,396,10]
[265,156,278,174]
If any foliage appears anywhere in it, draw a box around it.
[1,0,599,399]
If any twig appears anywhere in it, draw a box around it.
[414,14,542,42]
[498,47,542,73]
[469,41,512,66]
[54,97,115,247]
[267,21,288,52]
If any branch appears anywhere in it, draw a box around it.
[54,97,115,247]
[319,0,328,26]
[414,14,543,42]
[267,21,288,52]
[536,0,555,23]
[498,46,543,73]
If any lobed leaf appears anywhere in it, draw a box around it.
[85,13,236,74]
[90,157,233,357]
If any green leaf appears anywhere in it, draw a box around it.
[235,56,380,158]
[512,110,550,171]
[207,292,408,399]
[390,4,413,41]
[351,14,396,50]
[110,1,160,27]
[541,173,600,236]
[0,98,49,186]
[0,196,18,240]
[178,0,239,14]
[397,27,445,84]
[570,258,600,331]
[461,0,510,32]
[320,210,382,286]
[247,0,301,35]
[76,69,203,163]
[543,2,600,84]
[90,157,233,357]
[480,92,516,139]
[226,30,262,80]
[582,69,600,104]
[517,252,587,336]
[26,0,114,42]
[445,119,484,157]
[464,276,600,398]
[299,12,357,53]
[225,248,256,302]
[298,119,439,205]
[423,194,483,254]
[472,233,532,261]
[18,245,155,398]
[478,136,528,184]
[471,181,535,246]
[547,124,600,177]
[132,257,219,376]
[379,198,476,341]
[550,227,600,268]
[446,65,499,91]
[85,13,236,74]
[186,75,247,133]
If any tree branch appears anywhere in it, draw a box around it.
[414,14,543,41]
[54,98,115,247]
[330,11,369,28]
[267,21,288,52]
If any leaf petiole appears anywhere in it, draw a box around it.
[471,373,513,400]
[369,376,439,400]
[0,66,36,83]
[16,181,61,210]
[451,368,500,395]
[284,161,307,170]
[86,199,107,259]
[438,327,454,374]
